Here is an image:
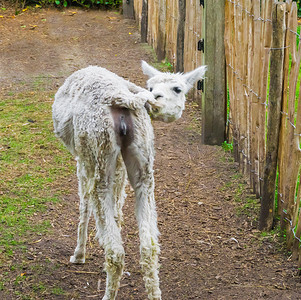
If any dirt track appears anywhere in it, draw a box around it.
[1,7,301,299]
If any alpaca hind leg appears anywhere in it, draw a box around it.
[113,154,127,229]
[123,145,161,300]
[70,162,92,264]
[92,152,125,300]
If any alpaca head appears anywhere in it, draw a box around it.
[142,61,207,122]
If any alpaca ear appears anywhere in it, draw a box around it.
[182,65,207,91]
[141,60,161,78]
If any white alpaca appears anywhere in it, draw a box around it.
[52,61,206,300]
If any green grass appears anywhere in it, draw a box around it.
[51,286,65,295]
[0,90,75,264]
[221,141,233,153]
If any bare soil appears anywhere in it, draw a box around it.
[1,7,301,300]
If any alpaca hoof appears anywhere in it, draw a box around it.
[70,255,85,264]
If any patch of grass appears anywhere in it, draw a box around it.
[236,195,259,217]
[52,286,65,295]
[221,172,260,220]
[222,141,233,153]
[32,282,46,292]
[0,91,75,264]
[152,58,174,73]
[258,225,287,249]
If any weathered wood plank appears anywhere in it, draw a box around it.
[123,0,135,19]
[141,0,148,43]
[259,2,286,231]
[250,0,261,197]
[283,3,300,250]
[202,0,226,145]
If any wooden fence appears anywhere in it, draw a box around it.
[133,0,203,74]
[225,0,301,266]
[125,0,301,267]
[130,0,226,145]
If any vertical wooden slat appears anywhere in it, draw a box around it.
[184,0,194,73]
[250,0,261,197]
[123,0,135,19]
[293,78,301,261]
[239,0,249,175]
[247,0,253,176]
[280,0,294,231]
[259,0,273,194]
[157,0,166,61]
[235,0,243,171]
[193,2,203,101]
[133,0,141,25]
[278,0,293,220]
[202,0,226,145]
[225,0,237,158]
[258,0,266,196]
[246,0,253,181]
[259,2,286,231]
[283,3,301,250]
[141,0,148,43]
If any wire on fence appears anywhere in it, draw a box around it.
[227,0,301,248]
[227,0,272,24]
[227,0,301,41]
[227,63,297,130]
[227,117,301,245]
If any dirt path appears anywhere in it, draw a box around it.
[1,7,300,299]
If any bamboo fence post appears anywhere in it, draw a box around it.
[202,0,226,145]
[234,0,242,168]
[141,0,148,43]
[156,0,166,61]
[259,0,273,195]
[283,3,301,250]
[224,0,232,142]
[239,0,248,175]
[246,0,254,185]
[176,0,186,72]
[292,81,301,257]
[250,0,261,197]
[259,2,286,231]
[278,1,292,218]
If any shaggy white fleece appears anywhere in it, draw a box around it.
[52,61,206,300]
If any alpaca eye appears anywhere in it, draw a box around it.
[149,88,153,92]
[173,87,182,94]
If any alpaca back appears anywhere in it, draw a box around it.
[52,66,130,156]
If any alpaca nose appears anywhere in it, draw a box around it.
[153,92,164,100]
